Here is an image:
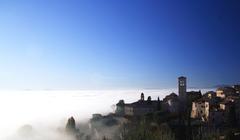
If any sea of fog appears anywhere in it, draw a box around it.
[0,89,213,140]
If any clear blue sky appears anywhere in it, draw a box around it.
[0,0,239,90]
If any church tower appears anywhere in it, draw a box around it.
[178,76,187,101]
[141,93,144,101]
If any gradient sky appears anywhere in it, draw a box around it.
[0,0,239,90]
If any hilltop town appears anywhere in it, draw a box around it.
[66,77,240,140]
[115,76,240,127]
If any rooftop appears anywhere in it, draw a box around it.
[125,100,160,108]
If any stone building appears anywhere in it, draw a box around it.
[233,85,240,94]
[191,85,240,126]
[116,93,161,116]
[124,94,161,116]
[219,100,233,111]
[191,98,210,121]
[162,93,179,113]
[216,87,236,98]
[124,101,158,116]
[187,91,202,103]
[178,76,202,107]
[204,91,216,99]
[234,98,240,125]
[116,100,125,115]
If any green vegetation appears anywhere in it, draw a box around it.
[116,111,240,140]
[120,121,175,140]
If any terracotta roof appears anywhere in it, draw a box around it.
[165,92,178,98]
[226,96,240,100]
[125,100,159,108]
[220,99,233,105]
[217,86,236,92]
[195,97,210,103]
[163,93,178,102]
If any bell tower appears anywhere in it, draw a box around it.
[178,76,187,101]
[141,93,144,101]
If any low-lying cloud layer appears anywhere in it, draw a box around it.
[0,89,213,140]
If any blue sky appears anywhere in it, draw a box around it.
[0,0,240,90]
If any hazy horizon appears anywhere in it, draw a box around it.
[0,88,215,140]
[0,89,173,139]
